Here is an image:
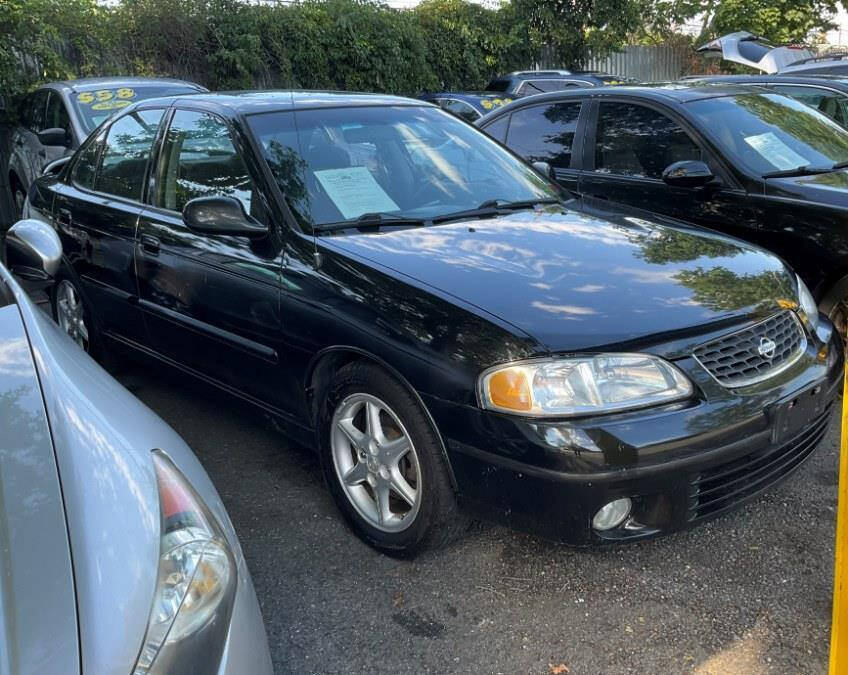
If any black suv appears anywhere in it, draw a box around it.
[478,83,848,334]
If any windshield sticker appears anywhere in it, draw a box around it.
[743,132,808,171]
[77,88,137,106]
[314,167,399,219]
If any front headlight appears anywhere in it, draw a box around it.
[796,274,820,331]
[478,354,693,417]
[133,451,237,675]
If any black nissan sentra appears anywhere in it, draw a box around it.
[25,91,842,554]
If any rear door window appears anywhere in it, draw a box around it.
[594,102,701,179]
[505,102,581,169]
[95,109,165,201]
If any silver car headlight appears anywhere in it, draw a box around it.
[133,451,237,675]
[478,354,693,417]
[796,274,819,331]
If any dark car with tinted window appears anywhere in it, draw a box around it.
[26,91,842,554]
[478,83,848,337]
[7,77,206,220]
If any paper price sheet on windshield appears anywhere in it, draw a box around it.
[314,167,399,220]
[744,132,809,171]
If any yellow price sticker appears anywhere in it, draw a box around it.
[481,100,494,110]
[77,92,95,104]
[91,100,132,111]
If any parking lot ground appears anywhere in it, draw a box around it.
[114,359,840,675]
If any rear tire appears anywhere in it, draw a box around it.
[318,360,468,555]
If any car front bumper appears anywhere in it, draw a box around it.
[423,320,843,545]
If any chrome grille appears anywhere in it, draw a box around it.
[692,311,806,387]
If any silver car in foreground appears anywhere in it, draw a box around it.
[0,220,272,674]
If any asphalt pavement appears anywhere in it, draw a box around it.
[113,359,840,675]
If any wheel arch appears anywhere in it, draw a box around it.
[818,272,848,317]
[305,345,459,491]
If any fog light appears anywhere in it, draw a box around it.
[592,498,632,531]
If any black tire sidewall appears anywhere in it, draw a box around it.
[318,361,459,555]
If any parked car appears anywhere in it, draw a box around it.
[1,218,272,674]
[697,31,848,76]
[477,82,848,335]
[683,75,848,128]
[486,70,633,97]
[27,90,842,554]
[7,77,206,220]
[417,92,514,123]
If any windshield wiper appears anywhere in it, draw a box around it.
[762,164,833,179]
[313,212,430,234]
[433,198,563,224]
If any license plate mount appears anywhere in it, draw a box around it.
[770,383,825,444]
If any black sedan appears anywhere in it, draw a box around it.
[477,82,848,335]
[27,91,842,554]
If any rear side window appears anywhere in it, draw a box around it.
[771,85,848,128]
[486,79,511,93]
[519,80,574,95]
[505,102,581,169]
[95,109,165,201]
[594,102,701,179]
[482,115,510,143]
[156,109,256,215]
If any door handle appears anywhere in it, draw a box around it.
[56,208,72,228]
[140,234,161,255]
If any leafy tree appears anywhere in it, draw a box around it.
[675,267,795,311]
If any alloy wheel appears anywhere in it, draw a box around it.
[56,280,90,351]
[330,393,422,532]
[13,187,25,219]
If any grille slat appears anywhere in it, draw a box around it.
[693,311,806,387]
[689,405,832,520]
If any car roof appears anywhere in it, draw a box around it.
[133,90,431,114]
[685,74,848,90]
[44,76,206,93]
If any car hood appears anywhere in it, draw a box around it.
[0,302,79,674]
[767,170,848,207]
[1,267,239,675]
[320,206,797,352]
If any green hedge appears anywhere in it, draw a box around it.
[0,0,537,102]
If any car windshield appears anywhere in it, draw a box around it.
[688,92,848,176]
[72,85,200,132]
[248,105,559,230]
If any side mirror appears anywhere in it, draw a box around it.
[182,196,267,238]
[5,219,62,280]
[41,156,71,177]
[661,160,716,188]
[37,127,70,148]
[532,161,555,179]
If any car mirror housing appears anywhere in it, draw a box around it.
[5,219,63,279]
[37,127,70,148]
[662,160,716,188]
[182,196,268,238]
[532,161,555,179]
[41,156,72,177]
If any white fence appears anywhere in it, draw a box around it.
[542,44,692,83]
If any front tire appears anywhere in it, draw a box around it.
[11,180,26,220]
[51,272,101,358]
[319,361,467,555]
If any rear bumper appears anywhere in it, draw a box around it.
[424,320,843,545]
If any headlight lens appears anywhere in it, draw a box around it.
[133,452,236,675]
[479,354,693,417]
[796,274,819,331]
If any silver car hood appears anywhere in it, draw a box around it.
[0,302,79,675]
[2,267,240,675]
